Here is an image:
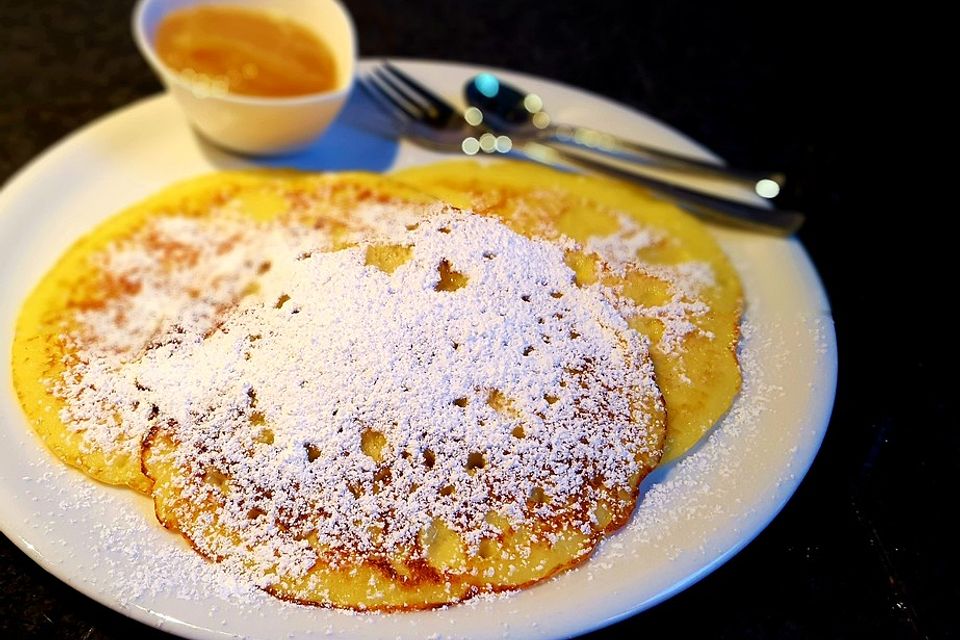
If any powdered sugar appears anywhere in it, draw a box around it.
[583,212,660,274]
[54,214,320,458]
[47,199,664,592]
[579,213,718,357]
[128,211,662,580]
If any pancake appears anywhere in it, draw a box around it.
[138,210,666,609]
[11,171,441,492]
[392,160,743,460]
[13,169,667,610]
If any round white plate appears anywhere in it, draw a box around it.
[0,59,837,639]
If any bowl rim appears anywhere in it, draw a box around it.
[131,0,358,107]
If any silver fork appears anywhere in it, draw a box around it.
[360,63,805,236]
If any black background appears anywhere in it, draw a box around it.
[0,1,948,639]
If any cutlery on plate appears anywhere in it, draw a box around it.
[464,73,786,199]
[360,62,804,235]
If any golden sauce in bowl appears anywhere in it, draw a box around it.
[155,5,338,98]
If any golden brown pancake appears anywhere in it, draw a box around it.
[137,209,666,609]
[12,169,668,610]
[392,160,742,460]
[11,158,742,610]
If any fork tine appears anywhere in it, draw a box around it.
[373,67,439,120]
[360,75,421,124]
[380,62,455,120]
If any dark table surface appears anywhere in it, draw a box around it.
[0,1,949,639]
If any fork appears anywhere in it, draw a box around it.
[360,63,805,235]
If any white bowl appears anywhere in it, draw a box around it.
[133,0,356,155]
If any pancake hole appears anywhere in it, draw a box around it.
[202,467,230,493]
[569,330,581,339]
[452,341,460,350]
[487,389,517,415]
[274,293,290,309]
[305,443,322,462]
[544,394,559,405]
[523,346,535,356]
[438,226,451,233]
[361,429,388,463]
[440,484,456,496]
[254,428,274,445]
[529,486,547,504]
[423,449,436,469]
[453,397,469,408]
[521,294,531,302]
[257,260,271,274]
[478,538,497,559]
[296,251,312,261]
[511,426,526,439]
[466,452,486,472]
[365,244,413,274]
[550,290,563,299]
[435,259,468,292]
[482,251,496,260]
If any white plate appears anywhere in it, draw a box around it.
[0,59,837,639]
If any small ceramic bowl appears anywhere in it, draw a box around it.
[133,0,356,155]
